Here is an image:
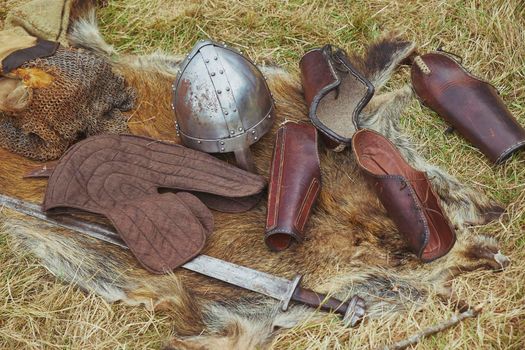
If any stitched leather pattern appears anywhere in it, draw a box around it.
[43,134,266,273]
[266,126,286,230]
[106,192,210,273]
[295,178,320,232]
[44,134,266,213]
[352,129,456,262]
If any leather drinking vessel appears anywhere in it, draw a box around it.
[411,52,525,164]
[352,129,456,262]
[300,44,374,151]
[265,123,321,251]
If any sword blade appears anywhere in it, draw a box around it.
[0,193,293,301]
[0,194,127,249]
[184,255,291,300]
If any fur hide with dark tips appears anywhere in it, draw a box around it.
[0,9,510,350]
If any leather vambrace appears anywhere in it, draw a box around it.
[411,52,525,164]
[265,122,321,251]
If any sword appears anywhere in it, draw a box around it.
[0,193,365,326]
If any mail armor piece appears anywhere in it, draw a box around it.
[352,129,456,262]
[42,134,267,273]
[265,123,321,251]
[300,44,374,151]
[0,45,135,161]
[173,40,275,173]
[411,52,525,164]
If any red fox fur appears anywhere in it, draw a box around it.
[0,7,509,349]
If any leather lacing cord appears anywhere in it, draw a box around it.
[332,49,354,75]
[367,155,444,220]
[363,153,447,255]
[436,47,463,63]
[436,46,502,137]
[321,44,349,71]
[401,177,447,257]
[399,177,445,220]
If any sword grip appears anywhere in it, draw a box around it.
[291,286,366,327]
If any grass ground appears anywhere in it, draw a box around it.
[1,0,524,348]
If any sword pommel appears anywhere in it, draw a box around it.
[342,295,366,327]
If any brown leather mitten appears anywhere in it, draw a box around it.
[42,134,267,273]
[265,123,321,251]
[105,192,212,273]
[411,52,525,164]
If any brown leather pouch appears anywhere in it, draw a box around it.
[352,129,456,262]
[411,52,525,164]
[42,134,267,273]
[300,45,374,151]
[265,123,321,251]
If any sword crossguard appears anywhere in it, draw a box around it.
[280,274,303,312]
[279,273,366,327]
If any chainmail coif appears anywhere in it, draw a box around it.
[0,47,135,160]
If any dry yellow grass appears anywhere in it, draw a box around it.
[1,0,524,349]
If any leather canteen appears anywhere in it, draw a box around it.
[300,44,374,151]
[42,134,267,273]
[265,123,321,251]
[352,129,456,262]
[411,52,525,164]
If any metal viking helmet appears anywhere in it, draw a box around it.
[172,40,275,173]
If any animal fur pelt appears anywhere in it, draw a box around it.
[0,9,510,350]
